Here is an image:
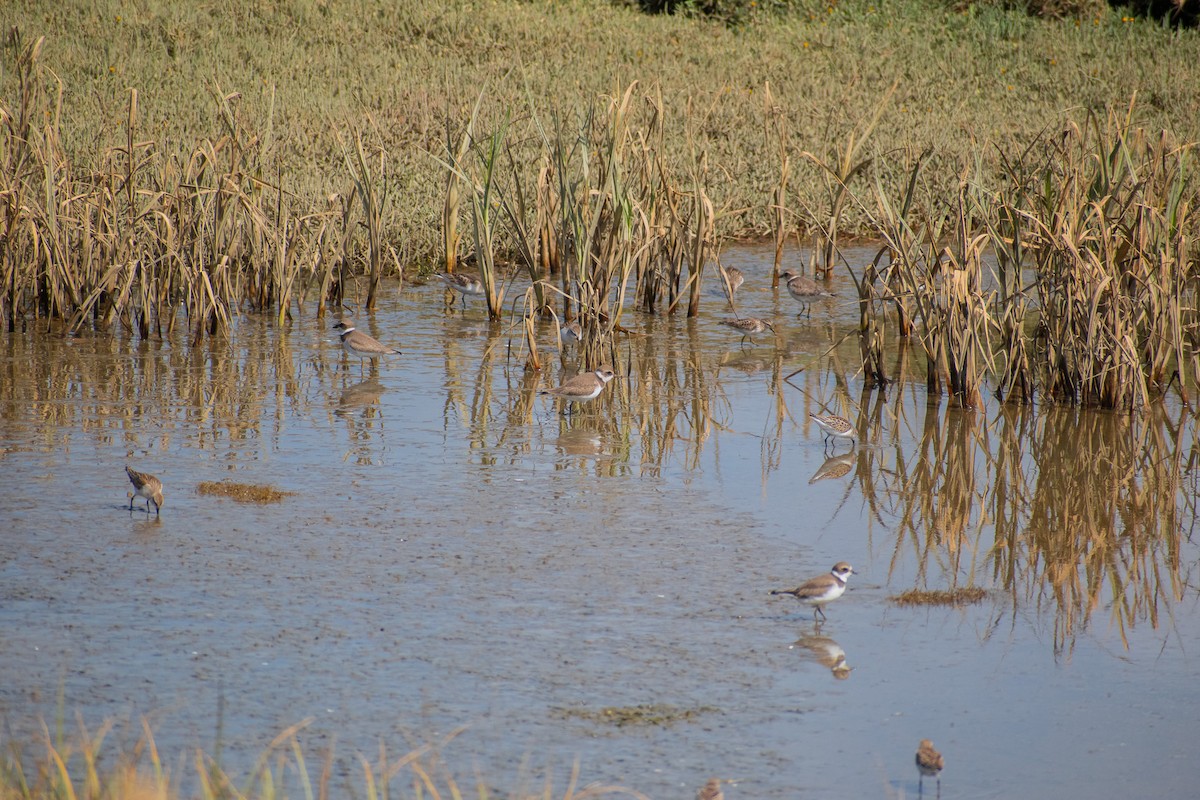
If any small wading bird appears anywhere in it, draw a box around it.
[809,412,857,449]
[916,739,944,797]
[125,466,164,515]
[539,365,617,413]
[438,272,484,307]
[696,777,724,800]
[333,320,401,375]
[780,269,836,318]
[719,316,775,345]
[719,265,744,303]
[770,562,855,621]
[559,319,582,345]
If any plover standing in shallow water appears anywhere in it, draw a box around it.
[438,272,484,307]
[333,320,401,375]
[916,739,944,796]
[125,466,164,515]
[809,412,856,448]
[770,562,855,621]
[539,365,616,412]
[780,270,836,318]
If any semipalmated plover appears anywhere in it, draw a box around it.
[916,739,944,796]
[333,320,401,374]
[539,365,616,411]
[770,562,855,621]
[809,412,856,448]
[125,466,164,515]
[780,270,836,318]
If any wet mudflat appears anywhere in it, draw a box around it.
[1,244,1198,799]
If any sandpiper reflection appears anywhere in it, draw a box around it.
[808,452,855,484]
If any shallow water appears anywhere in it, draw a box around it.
[2,243,1198,799]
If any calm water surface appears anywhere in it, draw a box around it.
[1,244,1198,799]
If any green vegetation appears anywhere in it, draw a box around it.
[4,0,1196,259]
[2,0,1197,404]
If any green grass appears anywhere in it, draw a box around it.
[3,0,1197,267]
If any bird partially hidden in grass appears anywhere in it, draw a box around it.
[916,739,944,797]
[125,466,164,515]
[438,272,484,307]
[559,319,582,345]
[718,265,744,304]
[696,777,724,800]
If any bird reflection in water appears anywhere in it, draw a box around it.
[793,624,852,680]
[335,379,386,416]
[808,452,855,484]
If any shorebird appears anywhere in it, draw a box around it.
[125,466,164,515]
[719,265,744,303]
[770,562,855,621]
[438,272,484,307]
[559,319,582,345]
[696,778,724,800]
[719,316,775,345]
[780,270,836,318]
[809,412,856,449]
[916,739,944,796]
[539,365,616,413]
[333,320,401,375]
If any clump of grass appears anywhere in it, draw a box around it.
[1,716,650,800]
[891,587,988,606]
[556,704,718,728]
[197,481,295,504]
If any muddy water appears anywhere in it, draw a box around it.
[1,244,1198,799]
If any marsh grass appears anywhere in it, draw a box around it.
[0,717,650,800]
[890,587,988,605]
[3,2,1198,397]
[554,704,718,728]
[196,481,295,504]
[840,98,1198,408]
